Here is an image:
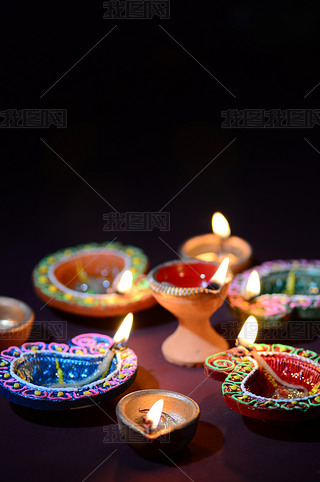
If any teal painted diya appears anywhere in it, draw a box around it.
[32,242,156,317]
[204,317,320,422]
[228,259,320,329]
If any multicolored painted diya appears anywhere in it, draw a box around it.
[0,333,137,410]
[228,259,320,328]
[32,242,156,316]
[205,344,320,421]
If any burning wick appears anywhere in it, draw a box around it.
[114,270,133,295]
[236,316,308,395]
[243,270,260,301]
[142,399,164,434]
[212,212,231,254]
[205,257,230,291]
[50,312,133,389]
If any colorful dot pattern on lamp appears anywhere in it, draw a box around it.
[0,333,137,410]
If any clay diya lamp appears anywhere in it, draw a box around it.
[148,258,233,366]
[228,259,320,329]
[33,242,156,317]
[180,212,252,274]
[204,316,320,422]
[116,389,200,458]
[0,297,34,350]
[0,314,137,410]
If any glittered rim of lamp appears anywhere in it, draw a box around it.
[32,242,156,316]
[0,333,137,410]
[148,259,233,296]
[205,344,320,421]
[228,259,320,325]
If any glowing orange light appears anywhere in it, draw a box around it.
[211,212,231,239]
[113,312,133,345]
[237,315,258,346]
[209,257,230,286]
[117,270,133,293]
[144,399,164,431]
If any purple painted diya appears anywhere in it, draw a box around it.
[0,333,137,410]
[205,344,320,422]
[228,259,320,328]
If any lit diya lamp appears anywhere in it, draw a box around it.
[33,242,156,317]
[228,259,320,329]
[180,212,252,274]
[205,316,320,421]
[148,258,233,366]
[116,389,200,458]
[0,314,138,409]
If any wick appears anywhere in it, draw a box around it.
[238,342,308,395]
[141,417,154,434]
[206,281,221,292]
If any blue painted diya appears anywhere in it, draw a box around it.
[0,333,137,410]
[228,259,320,328]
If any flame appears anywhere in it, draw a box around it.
[209,257,230,286]
[237,315,258,346]
[211,212,231,239]
[113,312,133,345]
[145,399,164,431]
[244,270,260,300]
[117,270,133,293]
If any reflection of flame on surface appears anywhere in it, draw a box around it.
[117,270,133,293]
[145,399,164,431]
[113,312,133,345]
[209,257,230,286]
[244,270,260,300]
[237,315,258,346]
[211,212,231,239]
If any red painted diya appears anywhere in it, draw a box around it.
[33,242,156,317]
[205,344,320,421]
[148,260,233,366]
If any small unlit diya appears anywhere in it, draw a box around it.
[148,258,233,366]
[0,297,34,350]
[32,241,156,317]
[228,259,320,328]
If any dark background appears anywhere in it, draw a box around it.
[1,2,320,481]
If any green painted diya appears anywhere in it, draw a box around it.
[228,259,320,329]
[32,242,156,317]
